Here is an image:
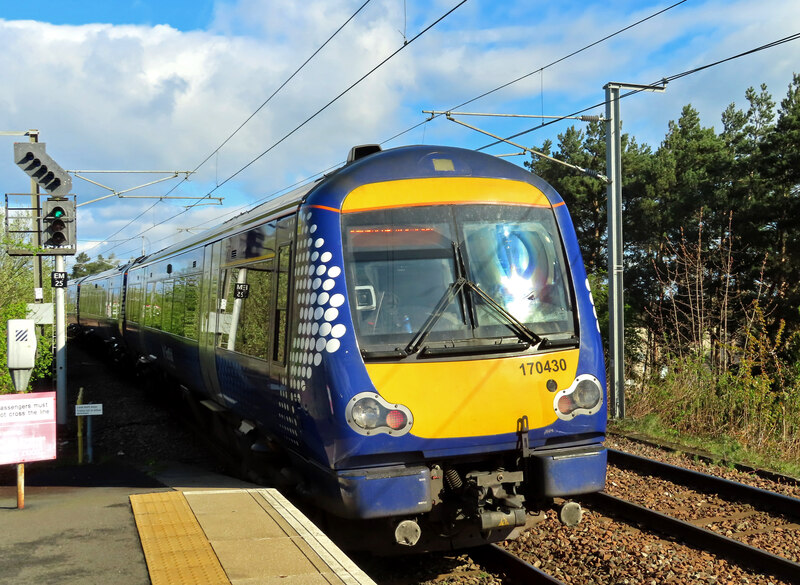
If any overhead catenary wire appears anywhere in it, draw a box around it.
[380,0,689,146]
[98,0,374,253]
[185,28,800,241]
[97,10,799,261]
[100,1,469,258]
[477,31,800,152]
[196,0,469,197]
[99,0,679,255]
[112,164,341,259]
[178,0,375,188]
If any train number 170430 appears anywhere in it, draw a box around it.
[519,359,568,375]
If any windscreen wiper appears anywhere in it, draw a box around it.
[451,240,541,347]
[461,279,542,346]
[404,277,467,356]
[403,275,542,356]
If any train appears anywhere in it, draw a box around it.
[68,144,607,552]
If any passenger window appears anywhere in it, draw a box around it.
[217,261,274,360]
[126,282,142,324]
[170,279,185,336]
[183,276,199,340]
[162,281,173,333]
[145,282,159,328]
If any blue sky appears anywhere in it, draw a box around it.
[1,0,217,30]
[1,0,798,263]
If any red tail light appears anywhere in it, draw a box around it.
[386,410,407,430]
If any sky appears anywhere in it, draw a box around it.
[1,0,798,265]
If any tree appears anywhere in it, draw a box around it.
[758,74,800,328]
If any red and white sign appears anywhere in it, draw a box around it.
[0,392,57,465]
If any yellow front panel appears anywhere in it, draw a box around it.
[341,177,551,213]
[366,350,579,439]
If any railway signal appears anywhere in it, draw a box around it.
[13,142,72,196]
[41,197,76,254]
[7,138,75,427]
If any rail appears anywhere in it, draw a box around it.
[469,544,566,585]
[582,491,800,583]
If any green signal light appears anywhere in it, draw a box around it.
[52,207,65,218]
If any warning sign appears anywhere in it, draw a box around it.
[0,392,57,465]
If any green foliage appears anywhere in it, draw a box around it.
[625,302,800,463]
[1,212,57,394]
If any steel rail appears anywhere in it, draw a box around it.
[581,491,800,582]
[609,432,800,486]
[608,449,800,519]
[469,544,566,585]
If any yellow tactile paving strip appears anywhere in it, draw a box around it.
[131,488,376,585]
[130,491,230,585]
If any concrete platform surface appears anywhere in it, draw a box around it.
[1,461,376,585]
[132,488,376,585]
[1,475,167,584]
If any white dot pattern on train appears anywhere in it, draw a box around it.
[289,210,347,398]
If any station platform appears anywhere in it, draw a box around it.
[130,487,376,585]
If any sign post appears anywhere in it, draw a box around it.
[75,402,102,464]
[0,392,57,508]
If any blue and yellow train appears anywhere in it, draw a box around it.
[69,144,607,551]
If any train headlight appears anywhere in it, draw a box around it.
[346,392,413,436]
[351,398,381,429]
[554,374,604,420]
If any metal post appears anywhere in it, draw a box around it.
[17,462,25,509]
[603,81,666,420]
[55,254,66,424]
[87,412,93,464]
[28,131,43,302]
[605,84,625,419]
[77,387,84,464]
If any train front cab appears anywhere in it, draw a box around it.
[290,147,607,551]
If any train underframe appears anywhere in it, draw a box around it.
[328,446,604,553]
[240,422,606,553]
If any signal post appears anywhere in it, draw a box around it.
[8,141,76,425]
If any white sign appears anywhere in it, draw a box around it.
[0,394,55,423]
[0,392,57,465]
[75,404,103,416]
[7,319,36,369]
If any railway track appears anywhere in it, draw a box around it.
[583,448,800,582]
[469,544,566,585]
[610,431,800,487]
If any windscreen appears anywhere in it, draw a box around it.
[342,204,574,354]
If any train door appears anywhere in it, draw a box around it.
[271,215,295,378]
[198,241,223,400]
[119,271,127,335]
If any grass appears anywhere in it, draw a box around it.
[608,414,800,479]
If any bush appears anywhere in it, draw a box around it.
[627,313,800,463]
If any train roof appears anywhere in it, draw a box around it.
[129,180,318,268]
[79,144,560,275]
